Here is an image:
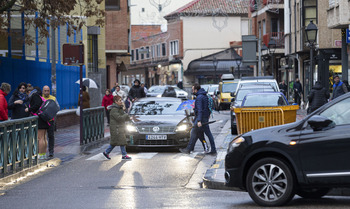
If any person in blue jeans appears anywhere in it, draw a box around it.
[179,83,217,155]
[103,95,135,160]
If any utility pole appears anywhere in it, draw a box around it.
[51,24,56,97]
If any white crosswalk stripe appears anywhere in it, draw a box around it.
[87,152,202,161]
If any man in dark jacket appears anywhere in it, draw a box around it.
[179,83,217,155]
[308,81,330,113]
[279,80,288,96]
[331,75,348,100]
[128,79,145,102]
[293,78,303,105]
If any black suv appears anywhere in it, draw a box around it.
[225,92,350,206]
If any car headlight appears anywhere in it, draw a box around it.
[229,136,245,151]
[156,94,162,97]
[176,124,188,132]
[126,124,138,132]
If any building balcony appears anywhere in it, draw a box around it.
[263,32,285,48]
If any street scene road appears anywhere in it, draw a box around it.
[1,111,350,208]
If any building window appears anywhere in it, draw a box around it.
[170,40,179,56]
[151,45,155,58]
[303,0,317,26]
[136,49,139,60]
[156,44,161,57]
[146,46,150,58]
[88,35,98,72]
[106,0,120,10]
[131,50,134,61]
[140,47,144,60]
[161,43,166,56]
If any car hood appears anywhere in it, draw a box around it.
[132,115,187,126]
[242,120,303,142]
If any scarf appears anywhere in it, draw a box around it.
[18,91,27,101]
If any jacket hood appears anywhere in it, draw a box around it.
[196,88,207,96]
[0,89,7,96]
[313,82,323,90]
[107,104,123,110]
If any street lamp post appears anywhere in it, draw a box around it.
[268,39,276,75]
[235,57,242,79]
[305,20,318,87]
[213,57,218,83]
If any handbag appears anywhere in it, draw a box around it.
[76,106,80,116]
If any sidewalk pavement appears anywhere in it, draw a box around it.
[0,121,111,186]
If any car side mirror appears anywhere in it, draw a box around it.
[231,97,235,102]
[230,92,235,97]
[216,91,220,95]
[307,115,334,131]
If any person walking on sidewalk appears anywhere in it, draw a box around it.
[78,86,90,109]
[8,82,29,119]
[102,89,113,125]
[307,81,329,114]
[128,79,145,102]
[42,85,60,158]
[103,95,134,160]
[179,83,216,155]
[331,75,348,100]
[0,82,11,121]
[293,78,303,106]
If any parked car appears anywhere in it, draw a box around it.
[147,85,188,99]
[126,97,192,149]
[241,92,289,107]
[225,92,350,206]
[230,84,276,134]
[236,76,280,95]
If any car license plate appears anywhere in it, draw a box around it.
[146,135,167,140]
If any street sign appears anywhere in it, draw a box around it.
[62,44,84,65]
[347,29,350,44]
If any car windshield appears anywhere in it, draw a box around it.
[240,82,278,91]
[129,101,183,115]
[236,88,274,101]
[148,86,165,94]
[222,83,238,93]
[243,94,287,106]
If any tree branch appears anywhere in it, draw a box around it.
[0,0,18,13]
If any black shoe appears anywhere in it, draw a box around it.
[207,151,217,155]
[48,154,54,158]
[103,152,111,160]
[179,148,190,154]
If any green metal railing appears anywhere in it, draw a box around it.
[82,106,104,145]
[0,116,38,175]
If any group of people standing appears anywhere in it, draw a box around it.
[279,75,349,114]
[0,82,59,159]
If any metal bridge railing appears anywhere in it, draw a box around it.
[82,106,105,145]
[0,116,38,176]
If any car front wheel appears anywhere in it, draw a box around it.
[246,157,295,206]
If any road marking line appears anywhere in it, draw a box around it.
[132,152,158,159]
[86,153,119,161]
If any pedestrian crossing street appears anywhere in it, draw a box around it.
[86,151,203,161]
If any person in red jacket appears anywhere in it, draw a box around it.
[102,89,114,125]
[0,82,11,121]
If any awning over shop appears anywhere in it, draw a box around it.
[185,48,251,76]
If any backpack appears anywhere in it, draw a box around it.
[207,94,214,116]
[37,98,59,122]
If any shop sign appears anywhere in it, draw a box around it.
[347,29,350,44]
[334,40,342,47]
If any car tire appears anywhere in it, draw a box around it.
[296,188,330,199]
[246,157,295,207]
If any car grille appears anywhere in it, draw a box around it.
[136,126,176,134]
[138,139,176,146]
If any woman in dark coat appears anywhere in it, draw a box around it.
[308,81,330,114]
[25,87,50,159]
[8,82,29,119]
[78,86,90,109]
[103,95,132,160]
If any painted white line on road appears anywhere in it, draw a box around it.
[173,152,199,160]
[131,152,158,159]
[86,153,120,161]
